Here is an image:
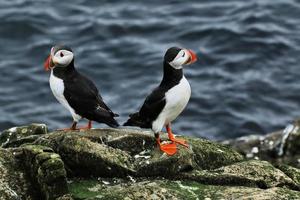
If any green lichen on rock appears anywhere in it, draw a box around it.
[99,128,155,155]
[180,160,299,190]
[0,123,47,147]
[32,129,243,178]
[135,145,194,177]
[34,132,136,177]
[68,179,206,200]
[69,178,300,200]
[0,148,22,200]
[21,144,68,199]
[276,164,300,186]
[2,124,300,199]
[0,148,39,200]
[184,136,244,169]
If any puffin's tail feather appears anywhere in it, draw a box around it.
[123,112,147,128]
[93,110,120,128]
[106,118,119,128]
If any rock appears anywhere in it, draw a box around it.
[0,142,69,200]
[0,148,39,200]
[55,194,74,200]
[223,119,300,168]
[21,145,68,199]
[68,178,300,200]
[2,135,42,148]
[222,131,282,161]
[34,131,136,177]
[179,160,299,190]
[185,137,244,170]
[97,128,155,155]
[135,145,194,177]
[33,129,243,177]
[0,123,48,147]
[1,124,300,199]
[276,164,300,186]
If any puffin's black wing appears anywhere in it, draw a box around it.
[64,72,119,127]
[82,76,118,116]
[124,87,166,128]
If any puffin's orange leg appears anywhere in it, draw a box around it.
[155,133,177,156]
[77,120,92,130]
[166,124,189,148]
[58,121,78,131]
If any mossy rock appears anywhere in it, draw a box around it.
[180,160,299,190]
[34,132,136,177]
[276,164,300,186]
[68,178,300,200]
[85,128,155,155]
[135,145,194,177]
[0,123,48,147]
[0,148,39,200]
[2,125,300,199]
[33,129,244,178]
[184,136,244,169]
[21,145,68,199]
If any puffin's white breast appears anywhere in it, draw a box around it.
[49,70,81,122]
[152,76,191,132]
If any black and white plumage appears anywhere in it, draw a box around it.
[44,45,119,129]
[123,59,190,132]
[124,47,197,155]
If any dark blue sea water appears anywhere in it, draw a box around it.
[0,0,300,140]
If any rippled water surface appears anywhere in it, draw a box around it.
[1,0,300,140]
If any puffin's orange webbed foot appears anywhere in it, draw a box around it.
[155,133,177,156]
[166,124,189,148]
[170,137,189,148]
[159,142,177,156]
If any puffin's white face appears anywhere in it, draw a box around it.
[51,47,74,68]
[169,49,194,69]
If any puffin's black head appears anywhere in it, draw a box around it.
[44,45,74,71]
[164,46,197,69]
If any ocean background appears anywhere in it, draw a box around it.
[0,0,300,140]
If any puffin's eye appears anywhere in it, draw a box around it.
[60,52,64,57]
[182,52,185,57]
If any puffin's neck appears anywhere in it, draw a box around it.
[160,61,183,87]
[52,60,76,79]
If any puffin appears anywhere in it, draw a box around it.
[44,45,119,130]
[124,46,197,155]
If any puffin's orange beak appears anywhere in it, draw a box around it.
[186,49,197,64]
[44,55,54,71]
